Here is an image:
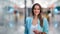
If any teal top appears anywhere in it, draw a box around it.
[25,17,49,34]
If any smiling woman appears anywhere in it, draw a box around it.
[25,3,49,34]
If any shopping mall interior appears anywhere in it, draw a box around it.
[0,0,60,34]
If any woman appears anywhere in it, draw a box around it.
[25,3,49,34]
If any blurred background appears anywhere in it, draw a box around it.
[0,0,60,34]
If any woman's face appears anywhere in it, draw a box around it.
[33,5,40,16]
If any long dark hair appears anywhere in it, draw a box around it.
[32,3,43,27]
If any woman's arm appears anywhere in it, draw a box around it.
[43,18,49,34]
[25,17,28,34]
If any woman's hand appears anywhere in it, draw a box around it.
[33,30,41,34]
[33,30,46,34]
[42,32,46,34]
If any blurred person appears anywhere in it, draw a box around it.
[13,10,18,30]
[25,3,49,34]
[46,8,51,25]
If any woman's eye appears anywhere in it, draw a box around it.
[37,9,40,10]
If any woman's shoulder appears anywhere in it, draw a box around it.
[43,17,48,25]
[26,16,33,20]
[26,16,33,19]
[43,17,48,23]
[43,17,47,21]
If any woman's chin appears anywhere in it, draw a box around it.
[35,14,38,16]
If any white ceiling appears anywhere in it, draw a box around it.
[9,0,58,8]
[34,0,58,8]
